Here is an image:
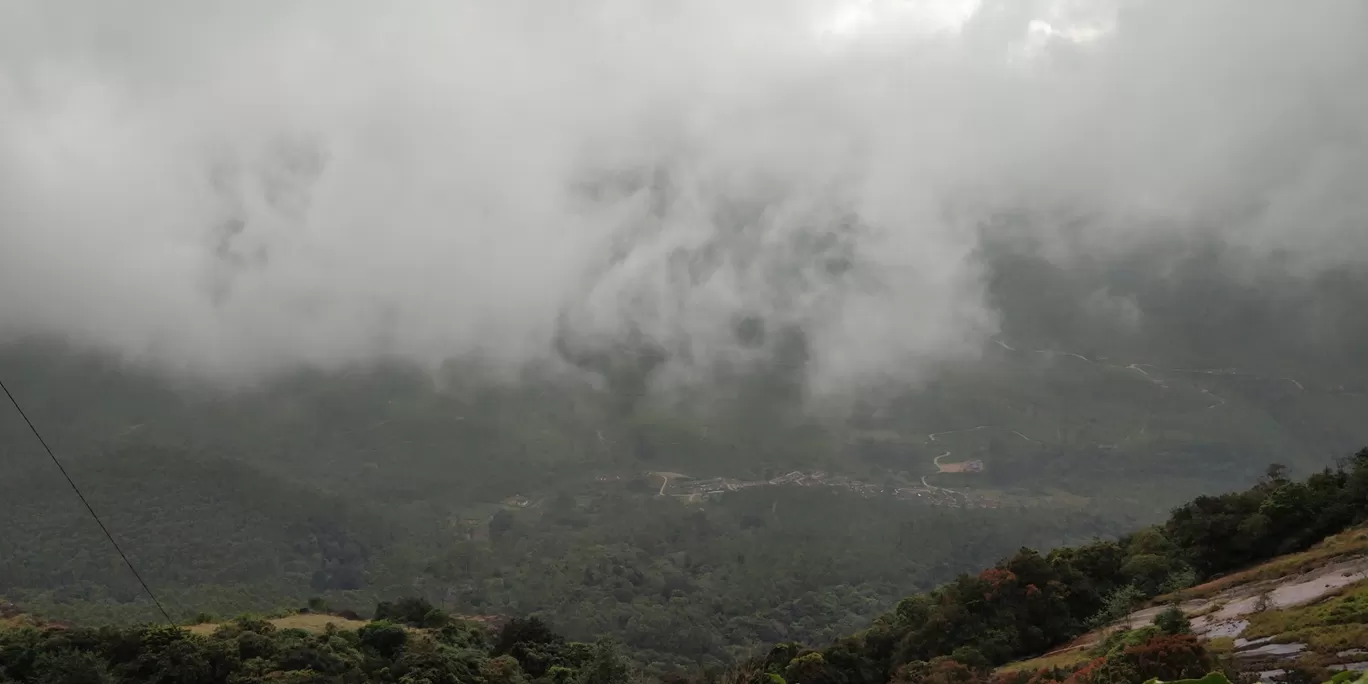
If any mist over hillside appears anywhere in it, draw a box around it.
[3,0,1368,674]
[2,0,1366,394]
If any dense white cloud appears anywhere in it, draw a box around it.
[0,0,1365,391]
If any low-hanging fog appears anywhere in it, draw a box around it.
[1,0,1366,394]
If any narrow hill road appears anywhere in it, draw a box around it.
[996,337,1308,396]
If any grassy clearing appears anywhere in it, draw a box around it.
[996,648,1093,673]
[186,613,370,636]
[1205,637,1236,655]
[1242,579,1368,641]
[0,615,35,630]
[1287,624,1368,652]
[0,601,38,630]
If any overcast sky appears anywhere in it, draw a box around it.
[1,0,1365,392]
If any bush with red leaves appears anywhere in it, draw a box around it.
[1059,633,1212,684]
[1115,634,1211,682]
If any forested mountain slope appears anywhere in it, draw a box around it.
[4,310,1368,672]
[717,448,1368,684]
[3,448,1367,684]
[5,248,1368,674]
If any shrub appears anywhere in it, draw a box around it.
[358,620,408,658]
[374,597,449,628]
[1155,605,1191,635]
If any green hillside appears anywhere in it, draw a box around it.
[6,332,1368,673]
[4,448,1367,683]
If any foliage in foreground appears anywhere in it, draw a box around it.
[0,608,632,684]
[722,625,1368,684]
[1154,671,1368,684]
[714,624,1222,684]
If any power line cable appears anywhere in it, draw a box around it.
[0,377,175,625]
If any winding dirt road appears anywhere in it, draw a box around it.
[998,337,1306,397]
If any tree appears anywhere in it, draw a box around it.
[1261,463,1290,489]
[358,621,408,659]
[494,617,567,678]
[375,597,448,628]
[1154,605,1190,635]
[1088,585,1145,628]
[490,510,516,543]
[575,641,631,684]
[785,652,834,684]
[1120,554,1174,596]
[482,655,530,684]
[29,650,112,684]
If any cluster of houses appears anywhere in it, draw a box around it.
[657,469,996,508]
[939,459,986,473]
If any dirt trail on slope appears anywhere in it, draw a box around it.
[649,471,689,496]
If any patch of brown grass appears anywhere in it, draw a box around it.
[1241,579,1368,641]
[267,613,371,632]
[1294,623,1368,652]
[996,648,1092,673]
[1205,637,1236,655]
[0,601,42,631]
[186,613,370,636]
